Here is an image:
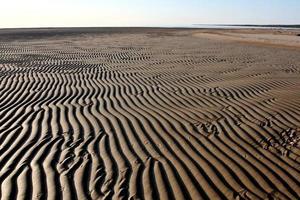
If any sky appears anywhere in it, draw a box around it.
[0,0,299,28]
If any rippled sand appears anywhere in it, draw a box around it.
[0,28,300,200]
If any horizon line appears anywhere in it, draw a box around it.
[1,24,300,30]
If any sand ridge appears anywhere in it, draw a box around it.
[0,28,300,199]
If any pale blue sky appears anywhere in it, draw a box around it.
[1,0,299,28]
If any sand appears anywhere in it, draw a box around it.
[194,28,300,49]
[0,28,300,200]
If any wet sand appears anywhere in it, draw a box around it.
[194,28,300,49]
[0,28,300,199]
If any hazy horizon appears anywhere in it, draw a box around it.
[1,0,299,28]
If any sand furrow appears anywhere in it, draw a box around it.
[0,28,300,199]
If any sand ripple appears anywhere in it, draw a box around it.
[0,29,300,199]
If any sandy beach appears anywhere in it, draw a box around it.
[0,28,299,200]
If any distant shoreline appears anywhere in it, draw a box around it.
[226,24,300,28]
[1,25,300,31]
[193,24,300,29]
